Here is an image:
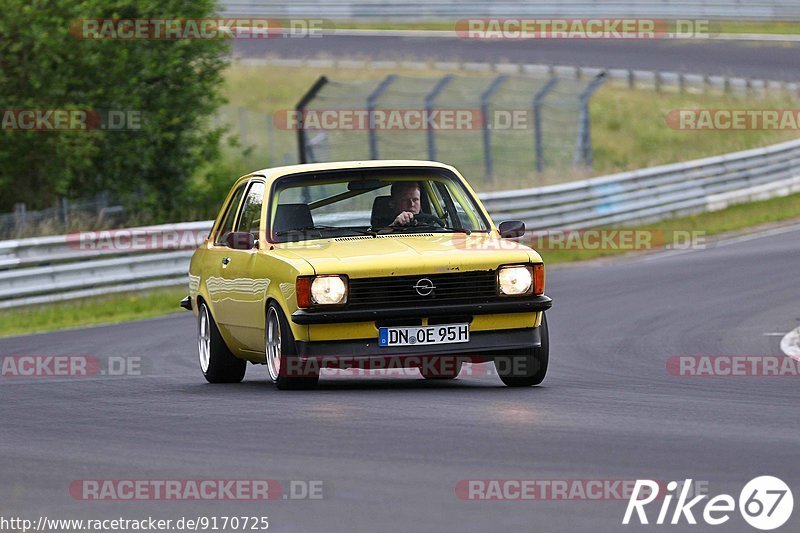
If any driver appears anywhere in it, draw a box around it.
[390,181,421,227]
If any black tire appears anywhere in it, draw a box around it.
[197,301,246,383]
[418,357,463,380]
[495,313,549,387]
[266,302,319,390]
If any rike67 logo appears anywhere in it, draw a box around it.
[623,476,793,530]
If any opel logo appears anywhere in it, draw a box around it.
[413,278,436,296]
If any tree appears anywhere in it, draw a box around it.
[0,0,229,220]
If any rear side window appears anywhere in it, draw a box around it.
[235,182,266,236]
[214,183,248,245]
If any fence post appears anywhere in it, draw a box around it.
[424,74,454,161]
[295,75,329,164]
[479,74,508,183]
[366,74,397,160]
[576,72,608,168]
[267,115,276,164]
[237,108,248,147]
[61,197,70,230]
[533,77,559,173]
[13,203,26,235]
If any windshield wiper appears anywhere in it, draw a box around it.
[275,225,376,237]
[386,224,471,235]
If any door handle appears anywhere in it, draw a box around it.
[222,257,231,266]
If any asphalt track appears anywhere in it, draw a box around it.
[2,224,799,532]
[234,35,800,80]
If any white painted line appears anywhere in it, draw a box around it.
[780,327,800,361]
[711,222,800,249]
[630,222,800,264]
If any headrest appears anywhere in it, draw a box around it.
[273,203,313,235]
[370,196,396,228]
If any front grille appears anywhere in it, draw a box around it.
[347,270,497,308]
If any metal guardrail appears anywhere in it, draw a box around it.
[219,1,800,21]
[242,57,800,99]
[1,138,799,308]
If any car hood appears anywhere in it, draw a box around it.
[273,233,540,277]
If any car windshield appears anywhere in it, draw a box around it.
[270,168,490,243]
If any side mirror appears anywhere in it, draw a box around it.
[498,220,525,238]
[225,231,255,250]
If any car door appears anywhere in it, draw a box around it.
[215,180,268,352]
[205,180,248,337]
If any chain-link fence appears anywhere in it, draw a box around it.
[293,72,606,190]
[0,195,126,240]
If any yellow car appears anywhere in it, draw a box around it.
[181,160,552,389]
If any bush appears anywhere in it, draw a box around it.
[0,0,229,221]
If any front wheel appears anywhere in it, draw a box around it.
[197,301,246,383]
[266,303,319,390]
[494,313,549,387]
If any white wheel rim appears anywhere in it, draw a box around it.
[198,304,211,373]
[266,307,282,381]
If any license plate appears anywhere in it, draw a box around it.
[379,323,469,347]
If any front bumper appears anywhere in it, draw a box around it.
[291,295,552,325]
[295,326,541,358]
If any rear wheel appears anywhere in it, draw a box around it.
[266,303,319,390]
[495,313,549,387]
[197,301,246,383]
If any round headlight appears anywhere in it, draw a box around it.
[498,266,533,296]
[310,276,347,305]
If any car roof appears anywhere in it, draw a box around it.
[244,160,458,184]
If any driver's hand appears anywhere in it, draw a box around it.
[391,211,415,226]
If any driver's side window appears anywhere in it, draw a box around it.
[235,182,266,239]
[214,183,248,245]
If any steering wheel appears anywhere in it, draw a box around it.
[413,213,445,227]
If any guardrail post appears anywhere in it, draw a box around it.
[627,69,634,89]
[295,76,329,164]
[480,74,508,183]
[576,72,608,168]
[424,74,454,161]
[366,74,397,160]
[533,78,559,173]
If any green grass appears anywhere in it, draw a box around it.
[1,192,799,337]
[539,191,800,263]
[0,287,187,338]
[221,62,799,192]
[589,88,799,176]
